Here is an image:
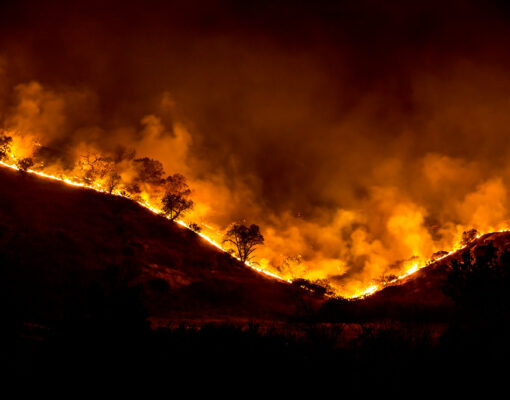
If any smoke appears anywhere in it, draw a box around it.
[2,1,510,295]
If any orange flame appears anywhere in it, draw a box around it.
[2,143,508,299]
[0,157,290,283]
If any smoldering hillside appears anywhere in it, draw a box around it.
[2,1,510,295]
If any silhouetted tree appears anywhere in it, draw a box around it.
[223,223,264,263]
[461,229,479,246]
[188,222,202,233]
[161,194,193,221]
[161,174,193,221]
[164,173,190,196]
[79,152,104,184]
[78,153,118,185]
[106,171,121,193]
[16,157,33,175]
[133,157,165,185]
[377,273,398,284]
[125,182,141,197]
[0,133,12,161]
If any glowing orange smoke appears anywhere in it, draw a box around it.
[3,127,510,299]
[0,157,289,283]
[2,153,507,299]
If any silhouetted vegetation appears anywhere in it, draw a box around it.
[79,152,114,184]
[0,132,12,160]
[376,273,399,283]
[292,278,334,297]
[16,157,33,175]
[461,228,479,246]
[429,250,449,263]
[188,222,202,233]
[161,174,194,221]
[223,223,264,262]
[105,171,121,193]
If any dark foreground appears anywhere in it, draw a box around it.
[4,309,510,390]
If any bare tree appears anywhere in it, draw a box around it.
[223,223,264,263]
[95,158,115,179]
[79,152,104,184]
[79,153,119,186]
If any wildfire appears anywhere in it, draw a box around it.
[0,158,289,283]
[1,148,508,299]
[346,229,509,299]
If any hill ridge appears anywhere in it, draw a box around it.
[0,165,310,324]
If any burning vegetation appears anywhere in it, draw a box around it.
[1,124,508,299]
[3,1,510,299]
[5,2,510,386]
[0,128,284,282]
[1,124,510,298]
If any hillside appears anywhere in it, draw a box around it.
[311,230,510,325]
[365,231,510,307]
[4,162,510,326]
[0,166,311,327]
[309,230,510,325]
[4,164,510,383]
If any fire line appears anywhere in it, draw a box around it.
[0,159,289,283]
[1,158,507,299]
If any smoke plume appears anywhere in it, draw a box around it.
[2,1,510,295]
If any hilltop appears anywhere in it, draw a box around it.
[317,230,510,323]
[365,231,510,306]
[0,166,313,328]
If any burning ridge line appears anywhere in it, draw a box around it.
[2,158,507,299]
[0,160,289,283]
[348,230,510,299]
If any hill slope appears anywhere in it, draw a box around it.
[361,231,510,310]
[5,162,510,328]
[0,166,309,326]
